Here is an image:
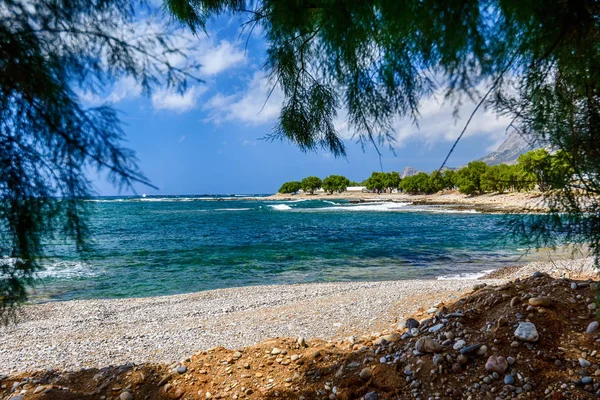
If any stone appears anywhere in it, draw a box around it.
[528,297,552,307]
[33,386,46,394]
[176,366,187,374]
[457,354,468,364]
[8,397,23,400]
[120,392,134,400]
[514,322,539,342]
[298,337,307,347]
[571,282,578,290]
[429,323,444,333]
[271,348,281,355]
[582,376,593,384]
[476,345,488,357]
[359,367,372,380]
[589,303,597,311]
[373,334,401,345]
[485,356,509,374]
[445,331,455,340]
[433,354,443,365]
[504,375,515,385]
[580,358,591,368]
[460,343,482,354]
[233,351,243,359]
[532,271,544,278]
[364,392,378,400]
[452,363,462,373]
[453,340,466,350]
[426,307,438,314]
[587,321,599,334]
[473,283,487,291]
[507,356,516,365]
[510,297,521,307]
[405,318,420,329]
[415,337,441,353]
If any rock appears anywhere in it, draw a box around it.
[373,333,401,345]
[120,392,134,400]
[426,307,438,314]
[589,303,597,311]
[433,354,444,365]
[415,337,441,353]
[532,271,544,278]
[485,356,509,374]
[359,367,372,380]
[514,322,539,342]
[445,331,455,340]
[429,323,444,333]
[33,386,46,394]
[298,337,307,347]
[157,375,172,387]
[504,375,515,385]
[476,345,488,357]
[571,282,578,290]
[507,356,516,365]
[528,297,552,307]
[405,318,420,329]
[347,362,360,369]
[582,376,593,384]
[452,363,462,373]
[473,283,487,291]
[271,348,281,355]
[453,340,466,350]
[457,354,468,364]
[587,321,599,334]
[9,397,24,400]
[510,297,521,307]
[460,343,483,355]
[364,392,378,400]
[580,358,591,368]
[176,366,187,374]
[233,351,243,359]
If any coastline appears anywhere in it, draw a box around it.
[1,256,594,374]
[266,191,548,213]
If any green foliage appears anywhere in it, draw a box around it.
[365,172,401,192]
[456,162,489,195]
[517,149,553,192]
[278,181,302,194]
[301,176,323,194]
[399,173,431,194]
[0,0,199,322]
[322,175,350,194]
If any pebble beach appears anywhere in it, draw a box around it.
[1,257,595,374]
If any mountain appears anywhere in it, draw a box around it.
[400,166,421,178]
[478,132,538,165]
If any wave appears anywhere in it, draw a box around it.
[35,261,101,280]
[437,268,496,280]
[269,204,293,211]
[214,208,252,211]
[313,202,412,212]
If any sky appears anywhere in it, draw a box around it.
[85,9,514,196]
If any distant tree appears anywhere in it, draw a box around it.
[322,175,350,194]
[278,181,302,194]
[348,181,360,187]
[0,0,199,322]
[400,173,431,194]
[383,172,402,191]
[443,170,458,190]
[365,172,385,192]
[517,149,553,191]
[481,165,511,193]
[301,176,323,194]
[456,162,489,195]
[427,171,447,193]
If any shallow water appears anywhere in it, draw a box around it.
[34,196,531,301]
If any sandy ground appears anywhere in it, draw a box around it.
[267,191,548,213]
[1,256,596,374]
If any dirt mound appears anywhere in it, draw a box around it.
[2,273,600,399]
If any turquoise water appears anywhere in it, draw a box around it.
[35,196,528,301]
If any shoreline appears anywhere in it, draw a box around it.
[1,256,595,374]
[266,191,549,213]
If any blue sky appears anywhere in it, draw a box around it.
[86,11,513,195]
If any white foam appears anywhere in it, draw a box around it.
[269,204,293,211]
[437,269,496,280]
[35,261,101,280]
[313,202,412,212]
[214,208,252,211]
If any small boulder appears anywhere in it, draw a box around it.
[514,322,539,342]
[373,333,401,345]
[120,392,134,400]
[485,356,509,374]
[586,321,599,334]
[528,297,552,307]
[405,318,420,329]
[415,337,441,353]
[359,367,372,380]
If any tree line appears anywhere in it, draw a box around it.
[278,149,574,196]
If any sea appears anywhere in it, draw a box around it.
[33,195,534,301]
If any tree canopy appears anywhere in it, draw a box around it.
[300,176,322,194]
[322,175,350,194]
[278,181,302,194]
[0,0,199,322]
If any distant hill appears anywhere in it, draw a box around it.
[478,132,539,165]
[400,166,421,178]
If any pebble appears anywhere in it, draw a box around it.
[582,376,593,384]
[415,337,441,353]
[460,343,482,354]
[510,296,520,307]
[298,337,307,347]
[507,356,516,365]
[427,307,438,314]
[364,392,378,400]
[571,282,578,290]
[374,333,401,345]
[528,297,552,307]
[176,366,187,374]
[587,321,599,334]
[453,340,466,350]
[514,322,539,342]
[532,271,544,278]
[429,323,444,333]
[120,392,133,400]
[359,367,372,380]
[452,363,462,373]
[580,358,591,368]
[589,303,597,310]
[445,331,455,340]
[485,356,509,374]
[271,348,281,355]
[476,345,488,357]
[405,318,420,329]
[504,375,515,385]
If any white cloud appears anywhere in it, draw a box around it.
[178,135,187,143]
[151,85,207,113]
[204,71,283,125]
